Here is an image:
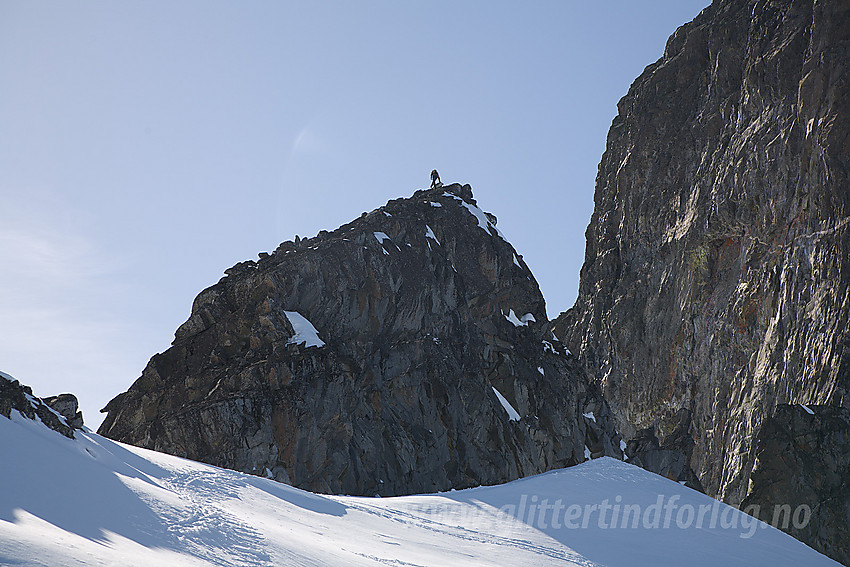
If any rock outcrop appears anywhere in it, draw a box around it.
[0,372,83,438]
[743,404,850,565]
[43,393,85,429]
[555,0,849,560]
[624,408,704,492]
[99,184,622,496]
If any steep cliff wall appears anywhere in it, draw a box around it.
[100,184,621,496]
[556,0,849,561]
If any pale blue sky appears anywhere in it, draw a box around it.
[1,1,709,428]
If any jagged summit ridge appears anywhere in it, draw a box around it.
[99,183,622,496]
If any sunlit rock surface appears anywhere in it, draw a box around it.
[555,0,850,561]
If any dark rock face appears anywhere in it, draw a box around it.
[555,0,849,560]
[743,404,850,566]
[99,184,622,496]
[625,409,704,492]
[0,373,82,438]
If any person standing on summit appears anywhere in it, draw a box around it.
[430,169,441,189]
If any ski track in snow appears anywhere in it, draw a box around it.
[342,499,595,566]
[153,468,272,566]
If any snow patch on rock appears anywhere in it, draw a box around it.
[283,311,325,348]
[491,387,521,421]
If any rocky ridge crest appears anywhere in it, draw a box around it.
[0,371,84,438]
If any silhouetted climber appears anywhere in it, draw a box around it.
[430,169,441,189]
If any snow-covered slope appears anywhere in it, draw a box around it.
[0,408,839,566]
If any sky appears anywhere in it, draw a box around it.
[0,1,710,430]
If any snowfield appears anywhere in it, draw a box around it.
[0,408,839,566]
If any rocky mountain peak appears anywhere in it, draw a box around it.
[99,183,622,496]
